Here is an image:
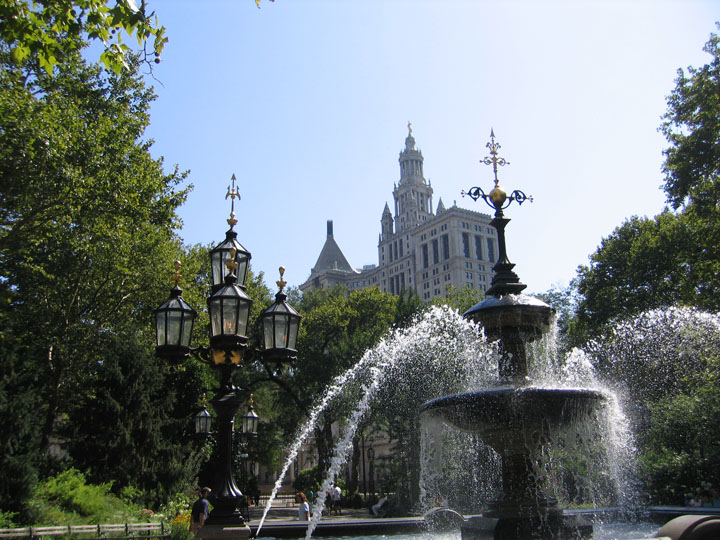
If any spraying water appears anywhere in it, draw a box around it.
[255,305,495,537]
[252,304,720,538]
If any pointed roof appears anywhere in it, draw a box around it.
[436,197,446,213]
[382,202,392,217]
[312,220,355,273]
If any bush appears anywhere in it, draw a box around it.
[169,520,194,540]
[292,467,323,496]
[24,469,137,525]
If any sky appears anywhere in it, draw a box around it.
[140,0,718,294]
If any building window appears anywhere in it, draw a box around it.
[487,238,495,263]
[399,239,404,257]
[432,239,439,265]
[442,234,449,260]
[422,244,429,268]
[475,235,483,260]
[462,233,470,258]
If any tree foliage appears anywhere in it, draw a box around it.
[573,28,720,342]
[661,26,720,216]
[0,0,168,74]
[0,50,194,516]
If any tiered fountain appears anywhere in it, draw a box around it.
[423,131,605,539]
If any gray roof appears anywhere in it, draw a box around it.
[312,221,356,273]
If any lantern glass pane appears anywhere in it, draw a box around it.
[288,318,299,349]
[236,256,249,287]
[263,316,274,349]
[211,252,223,286]
[167,310,182,346]
[274,316,288,349]
[222,298,238,335]
[156,314,166,346]
[181,316,194,347]
[237,302,250,336]
[210,298,222,336]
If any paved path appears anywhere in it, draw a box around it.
[245,504,425,538]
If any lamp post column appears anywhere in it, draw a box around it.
[206,389,245,525]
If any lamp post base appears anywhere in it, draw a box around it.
[194,523,252,540]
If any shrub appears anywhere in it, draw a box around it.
[24,469,135,525]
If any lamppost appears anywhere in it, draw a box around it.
[367,447,375,496]
[153,177,301,534]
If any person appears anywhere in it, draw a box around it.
[295,492,310,521]
[331,485,342,515]
[190,487,211,533]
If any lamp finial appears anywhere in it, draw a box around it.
[172,260,182,287]
[225,174,240,228]
[276,266,287,293]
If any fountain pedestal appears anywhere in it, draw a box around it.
[423,294,603,539]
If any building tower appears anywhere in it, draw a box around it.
[393,122,434,233]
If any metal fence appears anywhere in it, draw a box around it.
[0,523,169,540]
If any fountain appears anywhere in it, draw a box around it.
[422,132,605,539]
[253,133,720,540]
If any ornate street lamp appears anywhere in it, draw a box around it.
[241,395,259,437]
[195,395,213,435]
[209,175,251,291]
[154,261,197,360]
[260,267,302,364]
[153,175,302,531]
[208,248,252,371]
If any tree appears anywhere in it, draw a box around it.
[0,0,167,74]
[638,359,720,503]
[572,212,692,340]
[661,26,720,217]
[286,286,398,479]
[0,50,190,515]
[573,28,720,340]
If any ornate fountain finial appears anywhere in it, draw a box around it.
[462,130,532,218]
[483,128,509,188]
[171,260,182,287]
[276,266,287,294]
[461,130,533,297]
[225,174,240,228]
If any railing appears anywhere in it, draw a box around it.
[0,523,169,540]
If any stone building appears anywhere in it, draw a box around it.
[301,126,498,301]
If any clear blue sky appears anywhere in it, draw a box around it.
[142,0,718,294]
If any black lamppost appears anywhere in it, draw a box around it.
[367,447,375,496]
[153,177,301,528]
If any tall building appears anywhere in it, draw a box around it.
[301,125,498,301]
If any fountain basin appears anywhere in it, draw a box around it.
[423,386,606,454]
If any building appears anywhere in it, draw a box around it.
[301,126,498,301]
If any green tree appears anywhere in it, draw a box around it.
[661,26,720,216]
[287,286,397,479]
[573,28,720,340]
[638,359,720,503]
[572,212,691,341]
[432,285,484,315]
[0,0,167,74]
[0,50,190,515]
